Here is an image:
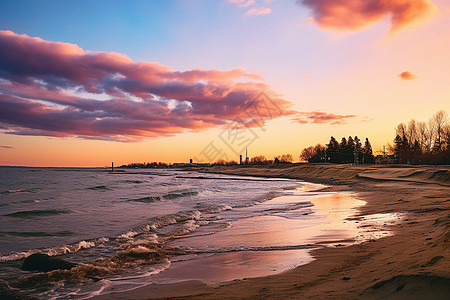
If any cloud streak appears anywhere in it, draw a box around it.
[299,0,435,32]
[229,0,271,16]
[292,111,357,125]
[245,7,271,16]
[0,30,293,141]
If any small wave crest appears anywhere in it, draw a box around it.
[87,185,110,190]
[128,190,200,203]
[1,188,39,194]
[0,238,107,262]
[194,203,232,214]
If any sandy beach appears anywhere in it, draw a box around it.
[98,164,450,299]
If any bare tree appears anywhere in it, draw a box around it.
[443,124,450,151]
[416,121,429,153]
[250,155,267,164]
[430,110,448,152]
[300,146,315,162]
[407,119,417,146]
[279,154,293,163]
[396,123,407,140]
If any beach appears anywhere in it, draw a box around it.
[99,164,450,299]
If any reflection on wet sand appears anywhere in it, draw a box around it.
[135,186,402,287]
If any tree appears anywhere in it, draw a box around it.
[363,138,374,164]
[347,136,355,152]
[354,136,362,153]
[300,146,315,162]
[326,136,339,163]
[250,155,267,165]
[300,144,326,163]
[407,119,417,146]
[338,137,348,163]
[416,121,429,153]
[340,137,347,150]
[280,154,293,163]
[393,134,402,160]
[430,110,448,153]
[354,136,362,163]
[274,154,293,163]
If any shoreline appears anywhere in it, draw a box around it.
[98,164,449,299]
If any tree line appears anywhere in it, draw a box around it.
[392,110,449,164]
[300,136,374,164]
[122,162,170,168]
[214,154,294,166]
[122,110,448,167]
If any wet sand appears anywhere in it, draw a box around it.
[94,164,450,299]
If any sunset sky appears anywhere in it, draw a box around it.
[0,0,449,167]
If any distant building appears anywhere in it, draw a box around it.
[173,159,198,167]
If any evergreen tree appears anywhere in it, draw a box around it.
[339,137,347,163]
[326,136,339,163]
[393,134,402,160]
[354,136,362,163]
[347,136,355,152]
[363,138,374,164]
[347,136,355,163]
[340,137,347,150]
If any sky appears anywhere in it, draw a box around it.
[0,0,449,167]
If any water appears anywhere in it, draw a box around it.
[0,167,402,299]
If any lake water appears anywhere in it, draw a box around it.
[0,167,401,299]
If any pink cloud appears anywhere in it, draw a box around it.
[398,71,418,80]
[0,30,292,141]
[245,7,271,16]
[292,111,357,125]
[299,0,435,32]
[229,0,255,8]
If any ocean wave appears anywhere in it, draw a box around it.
[187,243,320,254]
[85,261,171,299]
[259,201,313,214]
[0,210,203,263]
[87,185,110,190]
[128,196,160,203]
[0,231,74,237]
[194,203,232,214]
[128,190,199,203]
[15,245,181,288]
[0,239,107,262]
[0,188,39,194]
[3,209,72,218]
[123,180,144,184]
[148,210,202,230]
